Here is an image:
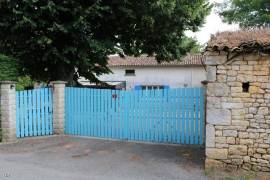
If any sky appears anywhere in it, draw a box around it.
[186,0,239,45]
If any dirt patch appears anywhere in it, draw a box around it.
[97,150,110,155]
[71,149,91,159]
[129,154,141,161]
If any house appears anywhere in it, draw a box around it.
[89,54,206,90]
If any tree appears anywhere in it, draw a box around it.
[0,0,211,84]
[181,37,203,53]
[0,54,20,81]
[218,0,270,28]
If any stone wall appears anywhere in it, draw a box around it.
[205,52,270,172]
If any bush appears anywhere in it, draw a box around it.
[16,76,35,91]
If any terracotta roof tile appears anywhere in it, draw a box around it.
[108,54,205,67]
[206,28,270,53]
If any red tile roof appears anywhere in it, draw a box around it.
[108,54,205,67]
[206,28,270,53]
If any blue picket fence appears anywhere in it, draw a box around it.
[65,87,205,145]
[16,88,53,138]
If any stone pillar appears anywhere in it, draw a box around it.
[0,81,17,143]
[204,54,229,169]
[52,81,66,135]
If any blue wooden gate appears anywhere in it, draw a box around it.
[65,87,205,145]
[16,88,53,138]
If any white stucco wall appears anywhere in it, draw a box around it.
[98,66,206,89]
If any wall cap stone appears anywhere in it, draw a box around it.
[51,81,67,84]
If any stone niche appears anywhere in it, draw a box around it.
[205,52,270,172]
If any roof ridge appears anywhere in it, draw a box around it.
[108,54,205,67]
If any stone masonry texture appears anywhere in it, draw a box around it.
[52,81,66,135]
[205,53,270,172]
[0,81,17,143]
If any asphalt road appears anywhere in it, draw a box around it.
[0,136,206,180]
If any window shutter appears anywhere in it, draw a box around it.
[164,85,170,90]
[134,85,142,90]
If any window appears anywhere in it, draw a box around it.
[242,82,250,93]
[125,69,135,76]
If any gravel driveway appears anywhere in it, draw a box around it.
[0,136,206,180]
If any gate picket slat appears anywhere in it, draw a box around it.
[84,88,88,136]
[156,90,159,142]
[40,89,45,135]
[71,88,74,135]
[124,91,129,140]
[186,88,190,144]
[176,89,181,144]
[24,91,29,136]
[77,88,80,135]
[44,88,49,135]
[68,88,71,134]
[86,88,90,136]
[19,91,24,137]
[119,91,123,139]
[32,90,37,136]
[16,93,20,137]
[28,90,33,136]
[101,89,105,138]
[181,89,185,144]
[200,88,205,145]
[49,89,53,135]
[65,88,68,134]
[190,88,194,145]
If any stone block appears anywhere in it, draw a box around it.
[229,145,248,156]
[232,109,246,116]
[205,159,224,169]
[215,137,227,144]
[231,87,242,93]
[207,108,231,125]
[232,120,249,126]
[207,83,229,97]
[227,137,235,144]
[240,139,254,145]
[223,130,237,137]
[243,156,251,163]
[239,132,249,138]
[205,56,227,65]
[207,97,221,108]
[206,66,217,82]
[222,102,244,109]
[240,65,253,71]
[206,148,228,160]
[206,124,215,148]
[249,86,265,94]
[257,107,269,115]
[262,155,270,161]
[257,148,267,154]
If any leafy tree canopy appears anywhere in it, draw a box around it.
[218,0,270,28]
[0,54,20,81]
[0,0,211,84]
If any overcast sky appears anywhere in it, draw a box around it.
[186,0,239,45]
